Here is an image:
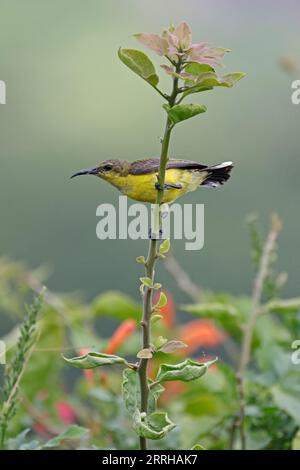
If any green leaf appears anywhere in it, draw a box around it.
[122,368,164,415]
[182,302,238,319]
[164,103,207,124]
[182,71,245,98]
[262,298,300,314]
[155,358,217,383]
[182,294,248,337]
[7,429,32,450]
[122,368,139,415]
[222,72,246,86]
[255,344,292,378]
[133,410,176,440]
[155,292,167,308]
[137,348,153,359]
[271,385,300,423]
[136,256,146,264]
[122,368,140,416]
[191,443,206,450]
[153,283,162,290]
[43,425,89,449]
[62,351,127,369]
[159,340,187,354]
[155,336,168,349]
[185,62,215,74]
[159,239,171,255]
[148,382,165,414]
[151,314,163,324]
[118,48,159,86]
[92,290,141,321]
[140,277,153,288]
[245,430,272,451]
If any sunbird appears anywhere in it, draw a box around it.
[71,158,233,204]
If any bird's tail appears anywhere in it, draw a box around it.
[201,161,234,187]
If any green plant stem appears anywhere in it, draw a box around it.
[151,85,169,101]
[138,66,180,451]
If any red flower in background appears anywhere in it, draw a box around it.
[154,291,224,353]
[56,400,77,425]
[32,422,50,436]
[32,392,77,436]
[178,319,225,355]
[104,319,136,354]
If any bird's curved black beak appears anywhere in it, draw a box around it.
[70,167,98,179]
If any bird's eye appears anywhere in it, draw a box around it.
[103,163,113,171]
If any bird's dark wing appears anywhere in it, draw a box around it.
[129,159,160,175]
[167,160,208,171]
[129,159,208,175]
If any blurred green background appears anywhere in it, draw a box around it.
[0,0,299,306]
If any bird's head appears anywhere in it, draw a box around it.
[71,159,128,181]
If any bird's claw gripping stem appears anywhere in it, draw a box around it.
[155,182,182,191]
[148,228,163,240]
[155,182,165,191]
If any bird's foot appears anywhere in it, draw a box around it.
[155,182,182,191]
[155,182,165,191]
[148,227,163,240]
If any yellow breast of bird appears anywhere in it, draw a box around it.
[107,169,208,203]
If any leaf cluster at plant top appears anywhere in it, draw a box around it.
[118,22,245,126]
